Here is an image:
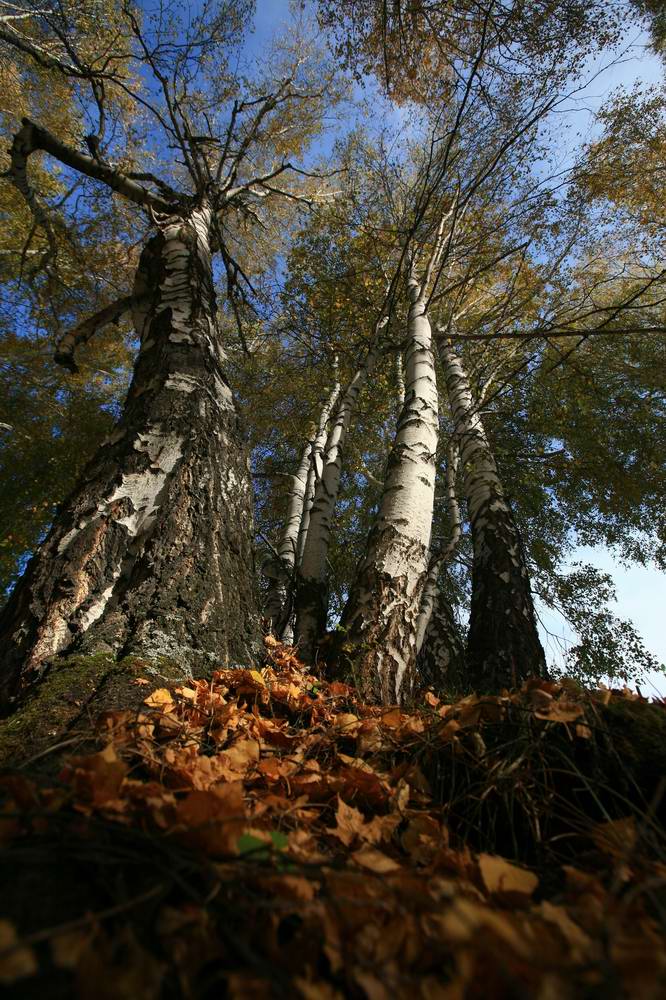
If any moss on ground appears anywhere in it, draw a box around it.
[0,654,155,770]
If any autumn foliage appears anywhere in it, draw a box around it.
[1,639,665,998]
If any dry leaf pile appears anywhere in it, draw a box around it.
[1,638,665,999]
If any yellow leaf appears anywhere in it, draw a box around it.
[478,853,538,898]
[144,688,174,710]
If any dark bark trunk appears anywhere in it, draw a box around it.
[416,580,466,693]
[0,206,260,710]
[440,340,546,691]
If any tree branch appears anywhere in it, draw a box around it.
[54,293,145,372]
[7,118,180,214]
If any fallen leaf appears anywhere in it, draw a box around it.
[62,744,128,807]
[176,782,246,855]
[478,853,538,899]
[51,929,91,970]
[592,817,637,861]
[538,901,592,960]
[144,687,175,709]
[332,796,366,846]
[333,713,361,735]
[0,920,37,983]
[352,847,401,874]
[380,708,403,729]
[295,976,345,999]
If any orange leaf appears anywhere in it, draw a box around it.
[380,708,403,729]
[176,782,245,855]
[63,744,128,807]
[332,796,366,846]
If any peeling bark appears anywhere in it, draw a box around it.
[0,206,260,708]
[439,339,546,690]
[342,278,439,704]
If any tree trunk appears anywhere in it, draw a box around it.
[264,376,340,640]
[0,206,260,710]
[416,577,466,693]
[342,279,438,704]
[414,440,461,656]
[439,339,546,690]
[294,349,379,660]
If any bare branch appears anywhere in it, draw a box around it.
[5,118,180,213]
[54,293,145,371]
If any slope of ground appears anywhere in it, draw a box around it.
[1,638,665,998]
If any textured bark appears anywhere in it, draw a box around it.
[415,440,461,656]
[264,377,340,639]
[416,579,466,692]
[294,349,379,660]
[395,351,405,410]
[342,279,439,704]
[439,339,546,690]
[295,377,341,568]
[0,205,260,708]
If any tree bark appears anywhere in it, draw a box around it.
[414,440,462,655]
[0,205,260,709]
[294,349,379,660]
[439,339,546,690]
[416,576,466,693]
[342,277,439,704]
[264,376,340,640]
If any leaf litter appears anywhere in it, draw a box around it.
[1,637,665,998]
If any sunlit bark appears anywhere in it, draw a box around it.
[0,206,260,707]
[342,272,439,703]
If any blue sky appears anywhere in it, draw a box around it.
[244,2,666,690]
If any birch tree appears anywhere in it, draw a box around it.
[341,236,442,702]
[0,1,335,707]
[415,442,466,689]
[438,337,546,688]
[263,371,340,640]
[295,335,385,659]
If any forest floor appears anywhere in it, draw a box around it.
[1,637,666,999]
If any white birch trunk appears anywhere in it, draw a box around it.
[0,205,261,705]
[295,376,341,568]
[415,440,461,654]
[439,338,546,689]
[342,276,439,704]
[395,351,405,410]
[263,377,341,641]
[294,347,380,659]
